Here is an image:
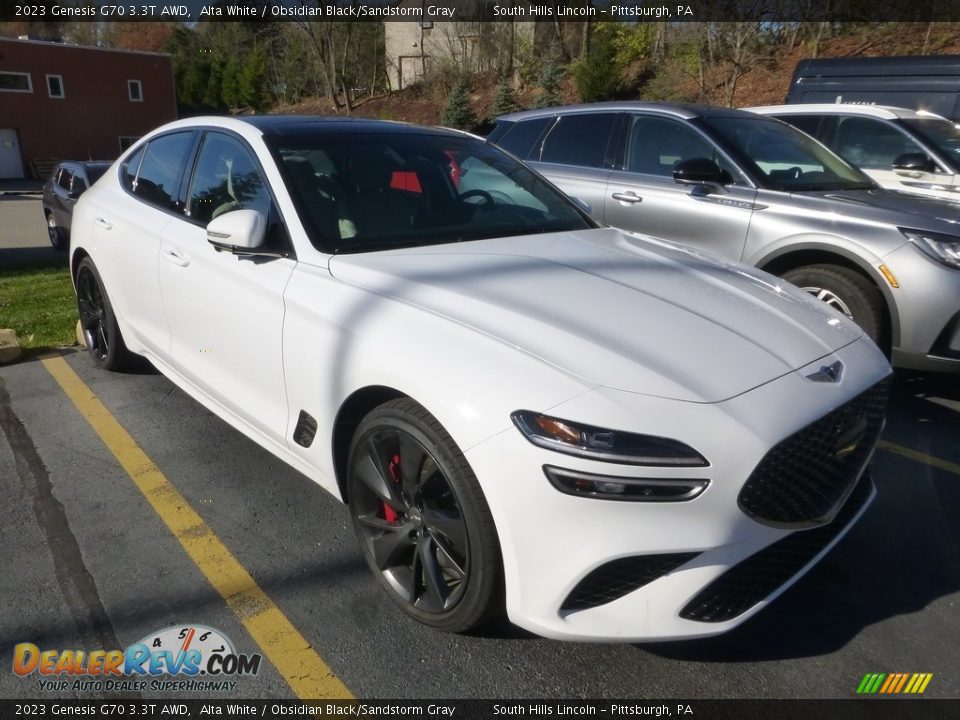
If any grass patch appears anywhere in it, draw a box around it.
[0,264,76,349]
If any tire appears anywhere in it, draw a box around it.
[781,264,886,347]
[47,213,69,252]
[346,398,502,633]
[75,257,133,371]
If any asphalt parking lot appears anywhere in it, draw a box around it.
[1,195,958,702]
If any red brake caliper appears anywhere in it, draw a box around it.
[383,454,401,523]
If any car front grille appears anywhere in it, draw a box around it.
[738,378,889,528]
[561,553,699,612]
[679,473,874,623]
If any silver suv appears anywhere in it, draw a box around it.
[489,102,960,373]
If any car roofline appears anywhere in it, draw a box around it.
[746,104,948,121]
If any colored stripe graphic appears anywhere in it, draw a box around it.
[857,672,932,694]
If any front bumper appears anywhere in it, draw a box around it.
[465,336,890,641]
[882,242,960,372]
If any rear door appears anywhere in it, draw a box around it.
[604,113,756,261]
[526,112,619,216]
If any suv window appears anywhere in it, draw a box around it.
[188,132,272,225]
[540,113,616,168]
[57,168,73,191]
[626,115,740,182]
[833,116,925,170]
[776,114,825,138]
[132,132,194,211]
[71,175,87,193]
[495,117,552,160]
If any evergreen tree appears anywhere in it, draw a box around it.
[533,55,563,109]
[441,81,477,130]
[490,79,519,117]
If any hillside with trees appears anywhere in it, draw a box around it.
[3,17,960,130]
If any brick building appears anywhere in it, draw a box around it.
[0,37,177,179]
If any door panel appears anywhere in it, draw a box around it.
[158,220,294,443]
[158,131,294,443]
[604,115,756,261]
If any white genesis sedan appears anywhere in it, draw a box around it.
[70,116,892,642]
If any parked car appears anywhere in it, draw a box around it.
[42,161,110,251]
[749,104,960,203]
[490,102,960,373]
[70,116,890,641]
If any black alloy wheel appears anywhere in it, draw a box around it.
[75,257,131,370]
[347,399,501,632]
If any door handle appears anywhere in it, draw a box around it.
[94,216,113,230]
[162,248,190,267]
[611,192,642,204]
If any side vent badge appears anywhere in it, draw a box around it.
[293,410,318,448]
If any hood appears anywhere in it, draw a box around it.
[789,188,960,232]
[329,229,862,403]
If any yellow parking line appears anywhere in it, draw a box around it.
[41,355,353,700]
[877,440,960,477]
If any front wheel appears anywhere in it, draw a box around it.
[781,264,886,347]
[346,399,502,632]
[47,214,68,251]
[75,257,133,370]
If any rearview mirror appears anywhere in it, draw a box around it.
[892,153,936,174]
[673,158,725,186]
[207,209,266,253]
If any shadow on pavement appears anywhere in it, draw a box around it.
[0,246,67,271]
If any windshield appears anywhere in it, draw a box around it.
[268,132,593,254]
[700,116,876,192]
[900,117,960,172]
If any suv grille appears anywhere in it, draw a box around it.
[680,473,873,623]
[738,378,889,528]
[561,553,699,612]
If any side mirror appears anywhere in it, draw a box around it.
[892,152,936,173]
[673,158,725,186]
[206,209,266,253]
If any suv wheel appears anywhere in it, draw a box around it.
[47,213,69,251]
[782,264,886,347]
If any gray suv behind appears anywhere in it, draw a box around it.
[489,102,960,373]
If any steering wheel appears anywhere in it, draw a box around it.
[787,166,802,180]
[459,189,495,207]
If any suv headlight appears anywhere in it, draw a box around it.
[900,228,960,268]
[511,411,708,466]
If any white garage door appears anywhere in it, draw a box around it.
[0,129,24,179]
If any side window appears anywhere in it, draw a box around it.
[132,132,194,211]
[777,114,824,139]
[187,133,272,226]
[57,168,73,191]
[121,146,145,191]
[72,175,87,194]
[540,113,617,168]
[496,117,552,160]
[625,115,737,180]
[833,116,926,170]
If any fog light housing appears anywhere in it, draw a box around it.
[544,466,709,502]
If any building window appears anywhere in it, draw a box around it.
[46,74,64,99]
[128,79,143,102]
[119,136,140,152]
[0,71,32,93]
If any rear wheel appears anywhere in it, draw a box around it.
[346,398,502,632]
[75,257,132,370]
[781,264,886,347]
[46,213,68,251]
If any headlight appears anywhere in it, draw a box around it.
[900,228,960,268]
[511,411,708,466]
[544,466,709,501]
